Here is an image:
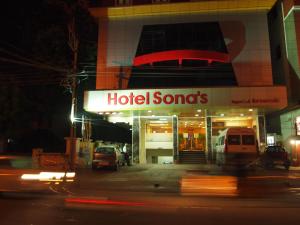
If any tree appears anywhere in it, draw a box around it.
[0,0,97,153]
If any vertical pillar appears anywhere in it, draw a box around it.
[257,115,266,152]
[132,113,140,164]
[172,116,178,163]
[205,110,212,163]
[139,119,147,164]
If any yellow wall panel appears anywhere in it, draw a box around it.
[124,7,134,16]
[90,1,277,19]
[133,6,151,16]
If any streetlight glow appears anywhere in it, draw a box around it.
[70,102,75,124]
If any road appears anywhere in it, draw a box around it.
[1,162,300,225]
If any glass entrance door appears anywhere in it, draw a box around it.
[178,117,206,151]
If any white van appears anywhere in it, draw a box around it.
[215,127,259,167]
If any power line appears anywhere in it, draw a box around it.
[0,48,68,72]
[0,56,69,73]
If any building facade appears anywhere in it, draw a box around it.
[275,0,300,166]
[85,0,289,164]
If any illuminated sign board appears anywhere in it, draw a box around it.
[107,91,208,106]
[84,87,287,112]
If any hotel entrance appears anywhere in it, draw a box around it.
[178,115,207,164]
[178,117,206,151]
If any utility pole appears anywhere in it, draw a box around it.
[116,66,129,89]
[68,13,79,171]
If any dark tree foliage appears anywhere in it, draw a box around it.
[0,0,98,152]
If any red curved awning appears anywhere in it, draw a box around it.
[133,49,230,66]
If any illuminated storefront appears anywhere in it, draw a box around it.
[85,87,287,164]
[280,111,300,166]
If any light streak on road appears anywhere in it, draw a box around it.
[21,172,75,182]
[65,198,146,207]
[180,175,238,196]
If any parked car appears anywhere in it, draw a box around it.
[92,146,126,171]
[260,145,290,170]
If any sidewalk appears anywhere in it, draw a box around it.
[68,163,215,195]
[63,163,300,201]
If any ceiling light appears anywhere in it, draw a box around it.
[105,112,110,115]
[195,114,199,117]
[99,112,104,115]
[197,109,202,112]
[240,114,244,117]
[220,113,225,117]
[249,109,253,112]
[148,110,152,113]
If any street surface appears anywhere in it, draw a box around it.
[1,156,300,225]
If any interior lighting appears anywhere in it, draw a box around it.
[99,112,104,115]
[150,121,168,124]
[220,113,225,117]
[197,109,202,112]
[290,140,300,145]
[249,109,253,112]
[151,115,155,117]
[240,114,244,117]
[105,112,110,115]
[148,110,152,113]
[195,114,199,117]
